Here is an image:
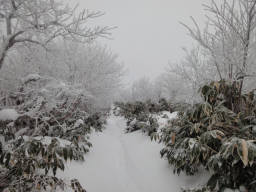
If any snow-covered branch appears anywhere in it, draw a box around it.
[0,0,112,69]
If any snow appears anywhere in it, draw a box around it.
[22,136,71,147]
[153,111,178,130]
[74,119,84,128]
[22,73,41,83]
[0,109,19,121]
[162,111,179,119]
[59,113,209,192]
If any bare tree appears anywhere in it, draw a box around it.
[157,69,198,103]
[181,0,256,93]
[60,42,124,109]
[170,47,216,89]
[0,41,124,109]
[0,0,112,69]
[130,78,156,102]
[167,46,222,102]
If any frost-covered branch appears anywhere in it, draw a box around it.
[0,0,112,69]
[182,0,256,84]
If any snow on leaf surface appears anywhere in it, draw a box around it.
[155,111,178,131]
[22,73,41,84]
[22,136,71,147]
[0,109,19,121]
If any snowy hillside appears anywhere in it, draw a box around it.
[59,113,209,192]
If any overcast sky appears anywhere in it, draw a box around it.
[75,0,208,83]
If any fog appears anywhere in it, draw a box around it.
[76,0,208,83]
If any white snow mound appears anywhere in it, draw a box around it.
[0,109,19,121]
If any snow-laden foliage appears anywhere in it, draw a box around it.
[160,80,256,192]
[0,74,107,191]
[114,99,175,135]
[1,42,123,111]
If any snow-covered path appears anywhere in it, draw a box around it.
[60,114,209,192]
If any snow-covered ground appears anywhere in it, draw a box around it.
[59,114,209,192]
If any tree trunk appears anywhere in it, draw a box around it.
[237,1,256,111]
[0,17,12,70]
[0,46,7,70]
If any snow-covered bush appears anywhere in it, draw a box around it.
[0,74,107,191]
[114,99,175,135]
[125,116,159,136]
[160,80,256,192]
[115,99,173,117]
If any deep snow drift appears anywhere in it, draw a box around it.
[59,114,209,192]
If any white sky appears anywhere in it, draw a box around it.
[75,0,208,83]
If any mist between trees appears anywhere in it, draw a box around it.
[118,0,256,105]
[116,1,256,192]
[1,42,124,110]
[0,0,123,191]
[1,0,256,192]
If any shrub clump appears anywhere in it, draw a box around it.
[0,75,107,192]
[160,80,256,192]
[114,99,174,135]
